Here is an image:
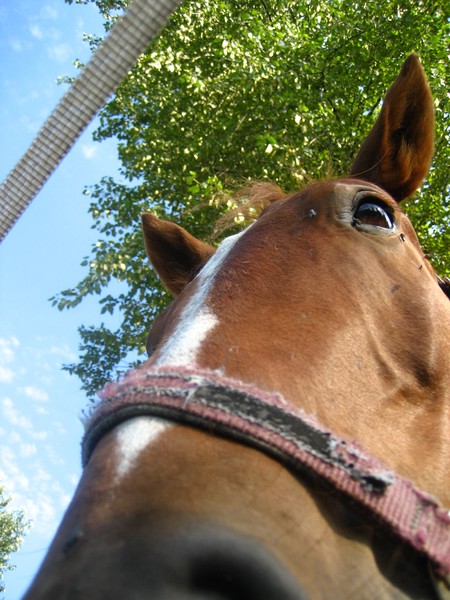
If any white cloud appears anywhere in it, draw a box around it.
[0,336,19,361]
[9,38,23,52]
[0,446,31,493]
[34,466,52,483]
[31,430,48,441]
[0,366,14,383]
[49,344,77,362]
[47,43,72,64]
[82,144,98,160]
[29,493,57,529]
[41,4,58,20]
[19,114,41,134]
[45,444,65,466]
[0,391,49,460]
[60,492,72,508]
[29,23,44,39]
[68,473,79,486]
[20,443,37,458]
[51,421,66,435]
[20,385,49,402]
[0,337,19,382]
[2,397,33,430]
[8,431,22,444]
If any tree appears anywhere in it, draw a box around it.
[55,0,450,398]
[0,488,27,595]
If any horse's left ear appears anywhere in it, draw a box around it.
[350,54,434,202]
[141,213,215,296]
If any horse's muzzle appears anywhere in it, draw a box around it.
[23,523,307,599]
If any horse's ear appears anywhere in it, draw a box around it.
[141,213,215,296]
[350,54,434,202]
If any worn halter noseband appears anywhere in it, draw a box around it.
[83,365,450,589]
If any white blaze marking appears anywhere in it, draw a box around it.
[113,416,170,481]
[155,229,247,366]
[112,231,248,481]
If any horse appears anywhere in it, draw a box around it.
[23,54,449,599]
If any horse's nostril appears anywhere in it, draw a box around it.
[151,524,307,600]
[189,543,305,599]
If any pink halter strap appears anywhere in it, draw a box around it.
[83,365,450,582]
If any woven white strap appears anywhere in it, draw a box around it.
[0,0,182,242]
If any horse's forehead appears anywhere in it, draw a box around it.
[243,180,405,244]
[148,178,426,366]
[257,180,399,226]
[287,179,396,209]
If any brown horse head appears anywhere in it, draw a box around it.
[24,55,449,599]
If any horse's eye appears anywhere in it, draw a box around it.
[353,201,394,230]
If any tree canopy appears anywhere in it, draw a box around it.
[0,488,27,595]
[56,0,450,398]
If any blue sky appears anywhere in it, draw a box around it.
[0,1,123,597]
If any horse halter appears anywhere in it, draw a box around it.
[83,365,450,596]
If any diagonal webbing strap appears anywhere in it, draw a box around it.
[82,364,450,580]
[0,0,182,242]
